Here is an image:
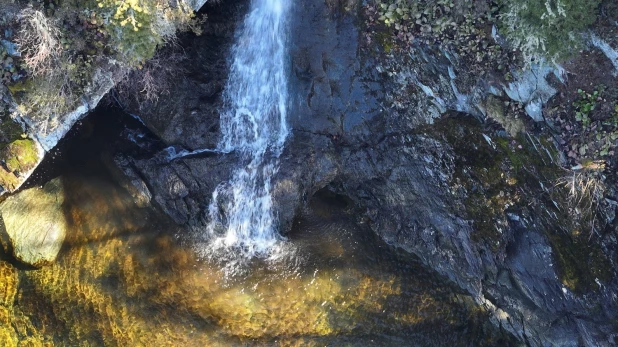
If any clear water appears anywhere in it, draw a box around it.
[2,164,514,346]
[204,0,290,258]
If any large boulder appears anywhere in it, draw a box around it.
[0,178,66,267]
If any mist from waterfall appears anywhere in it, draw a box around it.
[202,0,290,258]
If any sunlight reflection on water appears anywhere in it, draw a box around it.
[2,171,516,346]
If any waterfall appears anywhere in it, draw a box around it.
[203,0,290,257]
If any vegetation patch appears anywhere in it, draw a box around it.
[0,102,39,193]
[0,0,203,132]
[0,138,40,192]
[422,115,613,294]
[364,0,519,76]
[364,0,603,65]
[552,86,618,163]
[498,0,601,63]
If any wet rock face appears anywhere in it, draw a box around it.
[131,151,238,225]
[116,0,618,345]
[125,0,363,230]
[339,115,618,346]
[287,0,383,141]
[0,178,66,267]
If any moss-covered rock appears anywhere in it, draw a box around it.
[0,178,66,267]
[423,115,614,294]
[482,96,525,137]
[0,138,41,193]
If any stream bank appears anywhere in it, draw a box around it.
[108,0,618,345]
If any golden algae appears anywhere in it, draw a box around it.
[4,172,514,346]
[0,261,17,307]
[0,325,18,347]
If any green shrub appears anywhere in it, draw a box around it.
[498,0,601,63]
[92,0,199,66]
[573,88,598,127]
[93,0,160,65]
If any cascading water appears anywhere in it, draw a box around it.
[203,0,290,257]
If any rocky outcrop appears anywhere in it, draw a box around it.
[0,178,66,267]
[0,0,210,196]
[334,117,618,345]
[123,0,246,150]
[115,0,618,345]
[101,153,152,208]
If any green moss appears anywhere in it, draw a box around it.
[0,116,25,148]
[4,139,38,171]
[547,229,612,294]
[421,116,515,251]
[374,30,394,53]
[0,138,40,192]
[421,115,613,294]
[6,80,33,96]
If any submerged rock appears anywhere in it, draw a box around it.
[101,153,152,208]
[0,178,66,267]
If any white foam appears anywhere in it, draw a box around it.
[201,0,291,258]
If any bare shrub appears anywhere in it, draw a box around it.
[115,48,188,107]
[16,7,63,77]
[555,163,607,236]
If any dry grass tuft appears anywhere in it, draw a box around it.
[16,7,63,77]
[555,162,607,236]
[115,48,188,106]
